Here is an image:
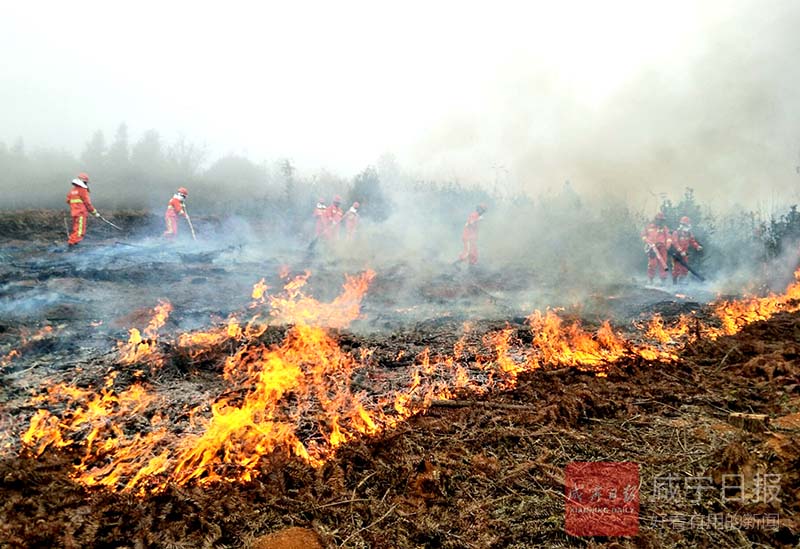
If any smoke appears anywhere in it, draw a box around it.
[405,0,800,210]
[2,0,799,319]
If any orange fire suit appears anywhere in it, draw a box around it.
[458,211,481,265]
[314,203,328,237]
[324,205,343,240]
[641,223,672,281]
[163,195,186,238]
[66,186,96,245]
[671,229,700,281]
[344,208,359,239]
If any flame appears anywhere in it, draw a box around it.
[171,324,374,484]
[644,268,800,343]
[528,310,674,371]
[1,349,20,368]
[1,326,55,368]
[709,272,800,337]
[644,313,695,345]
[267,270,376,329]
[177,316,243,357]
[484,327,527,383]
[18,271,383,492]
[15,267,800,495]
[177,270,376,363]
[250,278,269,306]
[20,372,161,473]
[117,301,172,366]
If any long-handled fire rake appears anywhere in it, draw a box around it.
[184,211,197,241]
[96,213,123,231]
[646,242,669,272]
[671,252,706,281]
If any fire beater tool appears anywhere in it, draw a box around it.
[671,251,706,281]
[646,242,669,271]
[184,211,197,241]
[97,214,123,231]
[114,241,149,249]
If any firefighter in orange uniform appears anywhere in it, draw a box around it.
[163,187,189,238]
[324,195,344,240]
[458,204,487,265]
[344,201,360,239]
[314,197,328,238]
[641,211,672,284]
[671,216,702,284]
[66,172,100,248]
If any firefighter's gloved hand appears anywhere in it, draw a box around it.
[681,251,687,257]
[93,211,101,218]
[697,245,703,251]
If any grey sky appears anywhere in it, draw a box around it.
[2,0,799,207]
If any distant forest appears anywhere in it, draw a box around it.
[3,125,800,288]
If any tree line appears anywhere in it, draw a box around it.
[0,124,391,232]
[2,125,799,286]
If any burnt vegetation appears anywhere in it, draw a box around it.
[1,129,800,548]
[0,311,799,548]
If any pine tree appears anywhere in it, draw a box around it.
[80,130,107,169]
[107,123,130,167]
[351,165,390,220]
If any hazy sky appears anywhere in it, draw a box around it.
[2,0,799,206]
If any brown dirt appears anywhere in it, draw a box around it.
[0,211,798,548]
[251,527,324,549]
[0,311,798,548]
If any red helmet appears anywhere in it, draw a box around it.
[352,201,360,208]
[318,197,326,203]
[680,216,691,225]
[333,195,342,204]
[178,187,188,196]
[477,203,487,213]
[78,172,90,183]
[655,212,666,221]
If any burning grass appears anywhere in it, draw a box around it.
[116,300,173,369]
[0,325,57,369]
[16,271,396,494]
[12,268,800,498]
[0,265,796,549]
[637,267,800,348]
[3,308,799,547]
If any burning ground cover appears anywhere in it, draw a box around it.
[0,213,799,547]
[1,304,799,547]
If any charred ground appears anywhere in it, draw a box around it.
[0,211,798,548]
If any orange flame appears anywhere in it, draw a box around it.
[21,373,157,457]
[646,268,800,343]
[644,313,694,344]
[709,272,800,337]
[1,349,21,368]
[16,267,800,495]
[1,326,55,368]
[268,270,376,329]
[117,301,172,367]
[250,278,269,306]
[528,310,675,372]
[177,316,244,358]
